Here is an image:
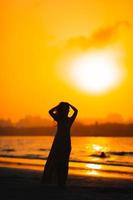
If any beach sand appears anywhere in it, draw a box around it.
[0,166,133,200]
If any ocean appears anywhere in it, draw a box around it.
[0,136,133,179]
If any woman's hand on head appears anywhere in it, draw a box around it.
[59,102,69,106]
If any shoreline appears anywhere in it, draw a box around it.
[1,165,133,187]
[0,166,133,200]
[0,156,133,180]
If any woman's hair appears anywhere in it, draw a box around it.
[56,102,69,117]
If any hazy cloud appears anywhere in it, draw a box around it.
[66,21,131,50]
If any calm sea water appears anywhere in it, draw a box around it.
[0,136,133,179]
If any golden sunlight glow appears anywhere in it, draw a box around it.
[59,48,125,95]
[69,49,124,94]
[1,1,132,121]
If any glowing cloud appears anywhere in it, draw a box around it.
[66,21,131,50]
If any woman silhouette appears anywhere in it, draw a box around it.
[42,102,78,187]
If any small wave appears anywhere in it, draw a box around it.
[1,148,15,152]
[38,148,49,152]
[25,154,46,159]
[110,151,133,156]
[90,151,133,157]
[0,154,47,160]
[89,153,110,158]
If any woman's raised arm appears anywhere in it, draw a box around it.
[69,104,78,123]
[49,105,58,121]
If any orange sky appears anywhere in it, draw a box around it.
[1,0,133,122]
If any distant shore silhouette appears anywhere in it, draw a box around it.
[0,123,133,137]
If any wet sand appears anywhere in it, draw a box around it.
[0,166,133,200]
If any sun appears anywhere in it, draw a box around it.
[63,48,125,94]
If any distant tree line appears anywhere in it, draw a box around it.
[0,123,133,137]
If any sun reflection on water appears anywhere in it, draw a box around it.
[92,144,103,152]
[86,163,102,176]
[87,170,99,176]
[86,142,109,155]
[86,144,104,151]
[86,163,102,170]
